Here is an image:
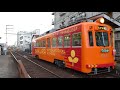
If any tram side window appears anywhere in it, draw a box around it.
[58,36,63,47]
[47,38,51,47]
[64,35,70,47]
[39,41,42,47]
[72,33,81,46]
[88,31,93,46]
[34,42,37,47]
[43,40,46,47]
[40,41,42,47]
[52,38,57,47]
[36,41,40,47]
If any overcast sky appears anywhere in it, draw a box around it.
[0,12,54,45]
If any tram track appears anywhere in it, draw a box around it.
[11,51,83,78]
[11,51,62,78]
[11,50,120,78]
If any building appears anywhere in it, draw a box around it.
[115,29,120,55]
[17,29,40,52]
[52,12,120,56]
[52,12,115,30]
[17,31,32,51]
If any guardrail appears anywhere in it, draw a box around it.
[9,50,31,78]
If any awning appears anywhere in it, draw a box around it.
[88,13,120,28]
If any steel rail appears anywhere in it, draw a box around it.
[14,51,62,78]
[10,51,31,78]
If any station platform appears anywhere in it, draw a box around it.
[0,55,19,78]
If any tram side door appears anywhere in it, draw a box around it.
[46,38,53,62]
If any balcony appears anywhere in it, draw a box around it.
[52,12,55,15]
[59,12,66,17]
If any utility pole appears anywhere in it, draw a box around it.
[6,25,14,45]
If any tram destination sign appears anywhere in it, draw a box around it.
[98,26,107,30]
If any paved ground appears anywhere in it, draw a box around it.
[0,55,19,78]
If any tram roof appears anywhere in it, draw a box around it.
[89,13,120,28]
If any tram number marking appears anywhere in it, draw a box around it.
[101,54,108,58]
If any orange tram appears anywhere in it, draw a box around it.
[32,18,116,74]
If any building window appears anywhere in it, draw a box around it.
[20,41,23,44]
[116,33,119,38]
[20,36,23,40]
[72,33,81,46]
[64,35,70,47]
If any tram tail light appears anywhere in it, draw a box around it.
[94,65,97,68]
[112,49,116,56]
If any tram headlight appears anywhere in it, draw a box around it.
[100,18,105,23]
[95,18,105,24]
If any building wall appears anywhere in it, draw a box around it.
[115,31,120,55]
[17,30,40,52]
[52,12,108,30]
[17,31,32,51]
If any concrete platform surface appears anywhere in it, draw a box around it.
[0,55,19,78]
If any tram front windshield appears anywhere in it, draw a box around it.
[95,32,109,47]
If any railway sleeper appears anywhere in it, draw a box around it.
[54,60,65,68]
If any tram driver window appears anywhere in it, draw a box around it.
[72,33,81,46]
[95,32,109,46]
[88,31,93,46]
